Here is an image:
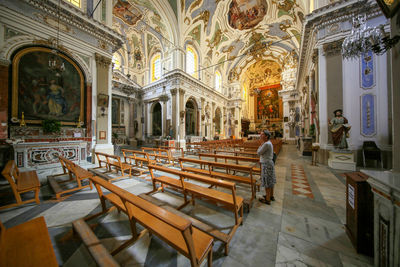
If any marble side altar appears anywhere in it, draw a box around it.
[362,170,400,267]
[8,126,91,171]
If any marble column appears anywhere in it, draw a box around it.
[170,89,178,139]
[0,60,10,139]
[211,102,216,138]
[200,97,205,137]
[223,107,227,138]
[391,13,400,171]
[144,101,149,137]
[162,100,167,136]
[94,53,112,152]
[128,99,135,145]
[179,89,185,141]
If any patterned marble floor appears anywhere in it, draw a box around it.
[0,145,374,267]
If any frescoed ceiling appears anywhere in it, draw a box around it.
[112,0,305,90]
[181,0,304,86]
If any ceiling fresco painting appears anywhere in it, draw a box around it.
[113,0,143,26]
[111,0,305,94]
[228,0,268,30]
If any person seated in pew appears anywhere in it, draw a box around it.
[257,130,276,205]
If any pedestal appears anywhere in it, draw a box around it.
[328,150,356,171]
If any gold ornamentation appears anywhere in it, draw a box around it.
[95,53,112,68]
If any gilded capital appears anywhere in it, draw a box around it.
[179,88,185,95]
[170,88,178,96]
[95,53,112,68]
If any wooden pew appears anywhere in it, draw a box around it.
[1,160,40,210]
[141,147,174,166]
[105,154,132,181]
[122,149,152,175]
[94,151,109,171]
[72,219,120,267]
[198,153,259,166]
[87,176,213,267]
[0,216,58,266]
[147,164,243,255]
[48,156,93,200]
[178,157,257,207]
[93,152,132,181]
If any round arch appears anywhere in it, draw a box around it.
[151,102,162,136]
[185,98,199,136]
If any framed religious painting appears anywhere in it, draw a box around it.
[376,0,400,18]
[97,93,109,107]
[12,46,85,125]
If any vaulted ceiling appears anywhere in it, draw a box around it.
[112,0,305,89]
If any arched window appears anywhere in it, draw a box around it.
[151,54,161,82]
[65,0,81,8]
[215,71,222,92]
[186,46,198,78]
[112,55,121,70]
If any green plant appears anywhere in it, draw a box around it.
[42,119,61,133]
[112,132,119,139]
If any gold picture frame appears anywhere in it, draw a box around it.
[12,47,84,125]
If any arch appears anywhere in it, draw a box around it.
[151,102,162,136]
[1,36,92,83]
[10,46,86,124]
[185,98,198,136]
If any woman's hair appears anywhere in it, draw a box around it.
[263,130,271,138]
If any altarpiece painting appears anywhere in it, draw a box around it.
[12,47,84,125]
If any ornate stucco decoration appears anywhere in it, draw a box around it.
[25,0,124,52]
[95,53,112,68]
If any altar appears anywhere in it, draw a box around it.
[9,126,91,171]
[13,140,89,170]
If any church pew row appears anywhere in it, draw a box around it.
[81,176,213,267]
[122,149,154,176]
[178,157,258,208]
[141,147,174,166]
[94,152,132,181]
[48,155,93,200]
[0,217,58,266]
[1,160,40,210]
[147,164,243,255]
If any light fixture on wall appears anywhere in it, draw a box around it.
[342,13,399,59]
[48,0,65,75]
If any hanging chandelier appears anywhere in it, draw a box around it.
[48,0,65,75]
[342,13,399,59]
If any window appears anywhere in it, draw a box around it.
[215,71,222,92]
[151,54,161,82]
[65,0,81,8]
[186,46,198,78]
[112,55,120,70]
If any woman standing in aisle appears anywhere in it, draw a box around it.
[258,130,276,205]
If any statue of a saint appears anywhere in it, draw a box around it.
[329,109,351,149]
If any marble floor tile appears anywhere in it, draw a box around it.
[35,198,100,227]
[0,144,376,266]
